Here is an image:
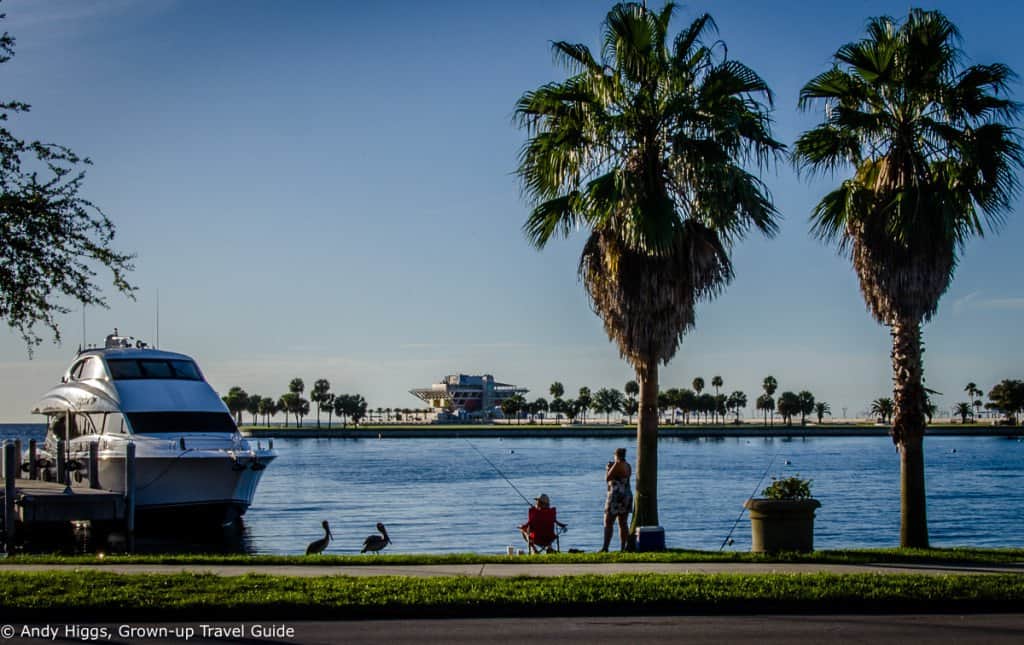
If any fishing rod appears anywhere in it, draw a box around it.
[463,438,533,506]
[719,453,778,551]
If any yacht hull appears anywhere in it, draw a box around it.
[54,440,275,526]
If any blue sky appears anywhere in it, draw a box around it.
[1,0,1021,422]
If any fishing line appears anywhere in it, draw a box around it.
[463,438,533,506]
[719,453,778,551]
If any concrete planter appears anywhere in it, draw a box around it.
[743,498,821,553]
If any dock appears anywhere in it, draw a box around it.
[2,440,136,555]
[5,480,124,524]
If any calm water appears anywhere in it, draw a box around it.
[3,424,1023,554]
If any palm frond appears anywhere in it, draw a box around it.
[793,125,860,175]
[671,12,716,65]
[522,193,580,249]
[551,41,602,75]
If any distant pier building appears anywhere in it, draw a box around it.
[410,374,528,419]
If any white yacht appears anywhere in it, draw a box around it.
[30,330,275,525]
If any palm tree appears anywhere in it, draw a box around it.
[762,376,778,426]
[323,393,336,428]
[698,393,715,424]
[691,379,705,421]
[223,386,248,425]
[814,401,831,424]
[755,394,774,426]
[664,387,681,423]
[577,387,592,424]
[624,380,640,423]
[710,376,723,421]
[276,395,292,427]
[953,402,973,424]
[245,393,261,426]
[594,388,626,423]
[965,382,984,419]
[515,2,780,527]
[797,390,815,426]
[871,397,895,424]
[549,382,565,420]
[258,396,275,426]
[310,378,331,429]
[501,396,522,423]
[678,388,697,424]
[794,9,1023,548]
[727,390,747,423]
[776,391,800,426]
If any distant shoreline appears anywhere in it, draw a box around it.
[239,423,1024,440]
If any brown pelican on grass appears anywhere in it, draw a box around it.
[361,523,391,553]
[305,520,333,555]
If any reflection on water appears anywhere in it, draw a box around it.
[3,424,1024,555]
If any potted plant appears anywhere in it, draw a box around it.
[743,475,821,553]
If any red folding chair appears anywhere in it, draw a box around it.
[521,506,565,553]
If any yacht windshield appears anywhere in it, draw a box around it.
[108,359,202,381]
[126,412,236,434]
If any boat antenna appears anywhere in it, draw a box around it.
[155,288,160,349]
[463,438,533,506]
[82,303,86,349]
[720,453,778,551]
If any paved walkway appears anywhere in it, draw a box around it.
[3,561,1022,577]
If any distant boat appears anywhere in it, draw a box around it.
[30,330,276,526]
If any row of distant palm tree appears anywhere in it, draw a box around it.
[534,378,830,427]
[867,379,1023,425]
[223,378,368,428]
[516,2,1021,547]
[955,380,1024,424]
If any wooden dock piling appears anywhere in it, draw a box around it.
[4,442,16,555]
[28,439,37,481]
[0,437,129,552]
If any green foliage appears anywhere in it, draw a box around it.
[776,391,801,426]
[624,380,639,398]
[0,16,135,352]
[222,387,248,424]
[761,475,813,500]
[501,394,525,422]
[814,401,831,424]
[987,380,1024,424]
[727,391,747,422]
[953,402,974,424]
[870,397,895,423]
[549,382,565,400]
[592,387,625,421]
[333,393,368,427]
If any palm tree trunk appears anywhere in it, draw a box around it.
[891,317,929,549]
[631,362,659,530]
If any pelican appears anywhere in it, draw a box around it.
[361,523,391,554]
[305,520,333,555]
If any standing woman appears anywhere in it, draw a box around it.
[602,447,633,551]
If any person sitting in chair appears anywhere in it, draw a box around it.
[519,493,567,553]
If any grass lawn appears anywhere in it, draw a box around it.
[0,571,1021,620]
